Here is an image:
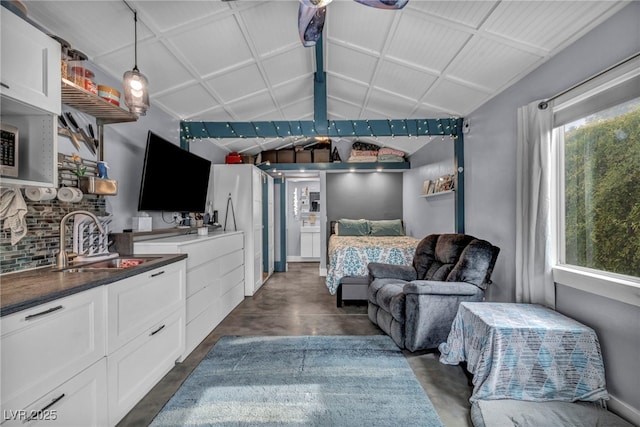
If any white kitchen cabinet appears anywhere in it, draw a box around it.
[0,258,186,427]
[0,287,105,422]
[1,10,61,115]
[134,232,245,357]
[5,359,108,427]
[107,309,184,425]
[105,260,186,426]
[212,165,274,296]
[0,10,60,187]
[300,226,321,258]
[106,260,185,354]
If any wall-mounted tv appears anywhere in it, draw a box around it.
[138,131,211,213]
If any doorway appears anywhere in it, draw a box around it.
[286,177,321,262]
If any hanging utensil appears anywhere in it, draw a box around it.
[58,115,81,150]
[87,123,99,151]
[65,112,96,155]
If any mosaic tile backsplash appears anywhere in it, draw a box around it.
[0,193,107,274]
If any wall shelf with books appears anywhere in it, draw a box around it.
[420,173,455,197]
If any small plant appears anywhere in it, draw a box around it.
[71,153,86,177]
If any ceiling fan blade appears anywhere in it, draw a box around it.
[300,0,333,7]
[352,0,409,10]
[298,3,327,47]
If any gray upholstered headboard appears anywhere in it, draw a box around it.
[329,219,405,235]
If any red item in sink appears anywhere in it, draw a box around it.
[120,259,143,268]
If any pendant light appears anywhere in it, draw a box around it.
[122,5,149,116]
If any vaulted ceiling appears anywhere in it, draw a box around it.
[23,0,627,155]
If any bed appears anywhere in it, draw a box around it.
[326,219,420,301]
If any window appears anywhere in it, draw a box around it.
[552,56,640,299]
[558,98,640,277]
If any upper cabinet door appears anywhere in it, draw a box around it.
[1,11,61,115]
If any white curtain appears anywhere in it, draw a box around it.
[515,100,556,308]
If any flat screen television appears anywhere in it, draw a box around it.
[138,131,211,213]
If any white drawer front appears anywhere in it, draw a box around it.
[219,249,244,277]
[186,258,219,297]
[1,287,105,411]
[186,279,218,324]
[219,280,245,320]
[185,301,225,357]
[220,264,245,296]
[107,261,185,353]
[1,358,108,427]
[184,234,243,270]
[107,309,184,426]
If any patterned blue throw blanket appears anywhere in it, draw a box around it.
[440,302,609,403]
[326,235,419,294]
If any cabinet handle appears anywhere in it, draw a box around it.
[150,324,165,336]
[25,393,65,422]
[150,270,165,278]
[0,82,9,89]
[25,305,63,321]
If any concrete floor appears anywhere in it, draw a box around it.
[118,262,473,426]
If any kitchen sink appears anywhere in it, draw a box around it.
[56,256,159,272]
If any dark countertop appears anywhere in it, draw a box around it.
[0,254,188,317]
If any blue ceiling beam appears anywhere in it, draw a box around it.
[181,118,462,141]
[257,161,410,171]
[314,38,328,135]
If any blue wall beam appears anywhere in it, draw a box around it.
[180,118,462,140]
[454,131,464,233]
[274,177,287,272]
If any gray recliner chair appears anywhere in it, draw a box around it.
[368,233,500,352]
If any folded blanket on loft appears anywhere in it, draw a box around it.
[378,154,405,162]
[348,155,379,162]
[352,141,381,151]
[347,144,406,163]
[378,147,405,157]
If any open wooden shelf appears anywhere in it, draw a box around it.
[61,78,137,125]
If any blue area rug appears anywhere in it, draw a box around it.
[150,335,444,426]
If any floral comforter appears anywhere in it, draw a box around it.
[326,235,420,295]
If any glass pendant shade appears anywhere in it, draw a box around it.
[299,0,333,8]
[123,68,149,116]
[122,8,149,116]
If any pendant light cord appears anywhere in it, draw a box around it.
[122,0,139,71]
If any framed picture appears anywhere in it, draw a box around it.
[439,175,453,192]
[422,180,431,195]
[436,175,454,192]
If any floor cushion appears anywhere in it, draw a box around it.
[470,399,634,427]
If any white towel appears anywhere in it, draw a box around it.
[0,188,28,245]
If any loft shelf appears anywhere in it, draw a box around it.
[257,162,410,172]
[420,190,454,198]
[61,78,137,125]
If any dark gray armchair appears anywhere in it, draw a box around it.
[368,233,500,352]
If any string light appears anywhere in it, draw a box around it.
[366,120,373,137]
